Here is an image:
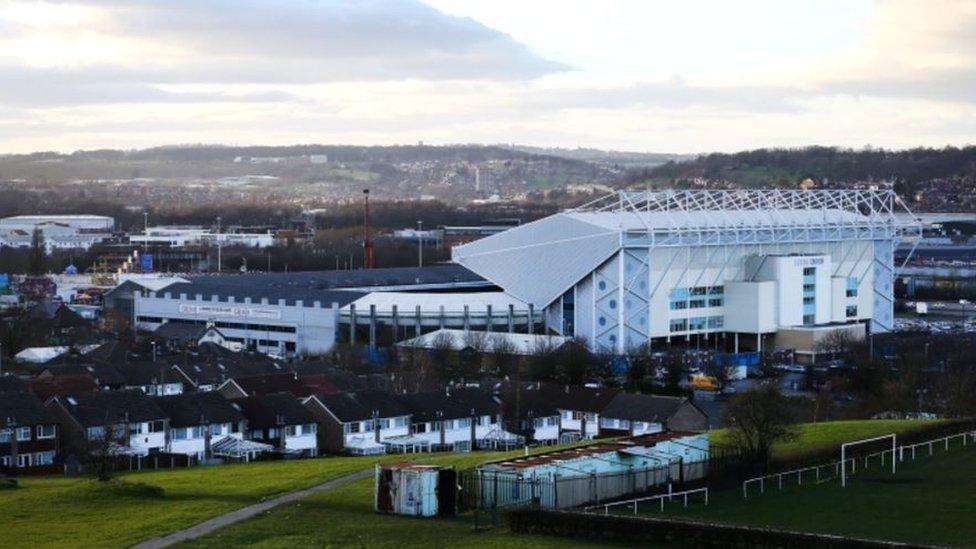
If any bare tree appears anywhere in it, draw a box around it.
[485,334,518,377]
[724,384,800,466]
[81,416,130,482]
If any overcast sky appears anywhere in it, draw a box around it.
[1,0,974,153]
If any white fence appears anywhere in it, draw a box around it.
[742,429,976,498]
[583,485,709,515]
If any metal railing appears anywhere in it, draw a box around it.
[584,485,709,515]
[742,429,976,498]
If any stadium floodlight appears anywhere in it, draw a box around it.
[841,433,896,487]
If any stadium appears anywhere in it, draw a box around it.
[453,189,923,360]
[130,190,921,361]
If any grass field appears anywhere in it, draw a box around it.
[181,451,625,549]
[708,419,945,460]
[0,419,952,548]
[633,434,976,546]
[0,443,603,549]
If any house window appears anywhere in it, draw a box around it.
[458,418,471,429]
[87,426,105,440]
[129,423,144,435]
[378,419,390,430]
[363,421,374,432]
[148,420,165,433]
[0,430,9,443]
[172,428,187,440]
[16,427,31,441]
[190,426,203,439]
[572,411,584,421]
[285,426,298,437]
[17,454,30,468]
[347,422,360,433]
[394,417,406,427]
[36,425,55,439]
[431,421,442,432]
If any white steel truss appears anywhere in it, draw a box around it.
[571,189,923,245]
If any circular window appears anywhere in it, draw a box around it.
[640,316,647,325]
[598,281,606,291]
[609,335,617,344]
[598,316,606,326]
[609,299,617,309]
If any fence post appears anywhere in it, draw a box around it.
[660,498,664,512]
[760,477,764,494]
[705,488,709,506]
[778,474,782,490]
[798,470,802,486]
[633,500,638,515]
[684,493,688,508]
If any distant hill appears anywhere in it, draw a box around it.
[635,146,976,187]
[507,145,693,167]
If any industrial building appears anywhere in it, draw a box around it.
[0,215,115,251]
[453,190,922,359]
[131,265,541,357]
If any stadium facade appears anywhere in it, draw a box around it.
[453,190,922,356]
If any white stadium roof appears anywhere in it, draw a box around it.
[453,190,923,308]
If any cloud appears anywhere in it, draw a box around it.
[19,0,566,82]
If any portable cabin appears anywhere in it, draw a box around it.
[374,463,457,517]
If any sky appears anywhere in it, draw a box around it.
[0,0,974,154]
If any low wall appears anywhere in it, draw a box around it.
[507,508,931,548]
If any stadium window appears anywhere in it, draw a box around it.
[803,314,815,325]
[846,305,858,317]
[803,267,816,276]
[803,296,815,305]
[669,319,687,332]
[708,298,723,307]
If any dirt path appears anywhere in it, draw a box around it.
[131,468,373,548]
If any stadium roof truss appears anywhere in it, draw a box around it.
[570,189,923,248]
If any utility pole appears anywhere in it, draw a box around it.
[216,216,222,274]
[417,220,423,268]
[362,189,374,269]
[267,249,271,273]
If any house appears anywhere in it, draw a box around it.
[304,391,411,455]
[217,372,313,399]
[233,393,318,456]
[154,392,245,460]
[28,374,97,401]
[598,393,707,436]
[499,384,618,444]
[169,344,285,392]
[48,389,169,456]
[37,363,126,391]
[391,388,514,452]
[152,322,242,353]
[0,392,59,472]
[115,361,184,396]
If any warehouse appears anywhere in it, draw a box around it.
[132,265,540,357]
[453,190,923,356]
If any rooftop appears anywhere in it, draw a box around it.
[484,431,700,470]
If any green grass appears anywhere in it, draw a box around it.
[0,420,952,548]
[709,419,945,460]
[182,450,624,549]
[650,438,976,546]
[0,443,598,549]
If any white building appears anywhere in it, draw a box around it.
[130,227,274,248]
[453,190,923,357]
[0,215,115,252]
